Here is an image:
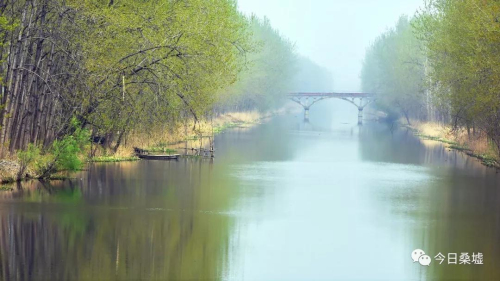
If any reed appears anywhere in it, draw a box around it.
[407,120,499,168]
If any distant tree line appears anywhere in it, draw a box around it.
[0,0,330,157]
[361,0,500,154]
[361,16,427,124]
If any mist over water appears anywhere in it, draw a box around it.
[2,100,499,280]
[238,0,423,91]
[1,1,499,280]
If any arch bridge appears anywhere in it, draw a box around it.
[288,92,376,124]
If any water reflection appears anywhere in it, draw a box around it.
[358,122,500,281]
[422,159,500,280]
[0,160,237,280]
[0,115,499,280]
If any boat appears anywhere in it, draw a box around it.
[136,154,180,160]
[133,147,180,160]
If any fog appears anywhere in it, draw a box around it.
[238,0,423,92]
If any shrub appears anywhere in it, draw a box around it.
[44,118,90,176]
[18,117,91,179]
[17,144,41,180]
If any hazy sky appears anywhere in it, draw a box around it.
[237,0,423,92]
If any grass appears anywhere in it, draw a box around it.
[213,122,241,134]
[415,134,458,146]
[143,147,177,154]
[465,152,499,167]
[48,175,77,180]
[180,154,202,159]
[448,144,471,151]
[86,110,282,162]
[403,123,457,145]
[0,185,13,191]
[404,120,500,169]
[90,156,140,163]
[109,110,274,157]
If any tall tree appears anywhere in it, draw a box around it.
[220,16,297,111]
[361,15,427,123]
[415,0,500,152]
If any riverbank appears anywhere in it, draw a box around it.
[0,159,80,185]
[92,110,282,162]
[0,109,284,185]
[404,121,500,169]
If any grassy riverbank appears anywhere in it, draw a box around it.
[0,109,282,183]
[0,160,83,184]
[91,110,280,162]
[90,156,141,163]
[405,121,500,168]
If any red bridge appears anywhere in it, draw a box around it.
[287,92,376,124]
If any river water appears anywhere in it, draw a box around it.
[0,102,499,281]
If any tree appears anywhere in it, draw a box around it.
[415,0,500,153]
[219,16,297,111]
[361,15,427,124]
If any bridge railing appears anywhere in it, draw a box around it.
[287,92,376,124]
[287,92,375,98]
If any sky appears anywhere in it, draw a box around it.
[237,0,424,92]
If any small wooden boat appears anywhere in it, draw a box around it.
[133,147,180,160]
[136,154,180,160]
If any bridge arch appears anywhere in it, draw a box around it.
[288,93,376,124]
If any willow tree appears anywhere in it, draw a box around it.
[70,0,253,150]
[220,16,297,111]
[415,0,500,153]
[361,15,427,124]
[0,0,301,155]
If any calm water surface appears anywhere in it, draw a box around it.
[0,106,499,280]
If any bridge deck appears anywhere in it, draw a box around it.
[288,92,374,98]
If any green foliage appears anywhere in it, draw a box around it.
[33,154,57,179]
[16,143,57,180]
[415,0,500,154]
[68,0,255,136]
[91,156,140,163]
[17,118,91,179]
[17,143,41,179]
[213,122,241,134]
[361,15,427,123]
[144,147,178,154]
[0,185,13,191]
[51,119,90,172]
[220,16,298,111]
[0,0,300,156]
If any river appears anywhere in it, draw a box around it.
[0,101,499,281]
